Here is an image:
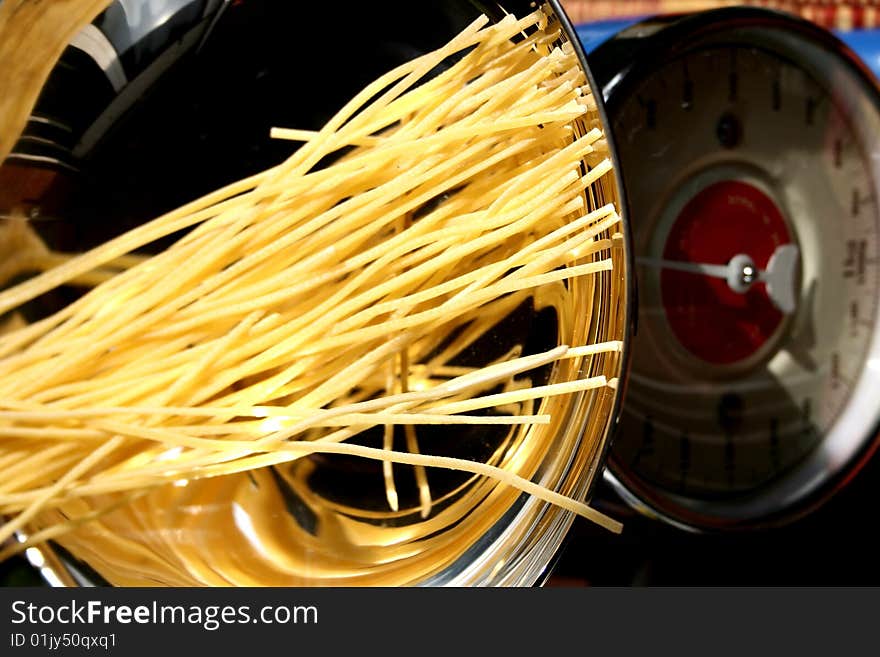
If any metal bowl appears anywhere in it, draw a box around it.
[0,0,632,586]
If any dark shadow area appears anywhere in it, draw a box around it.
[553,449,880,585]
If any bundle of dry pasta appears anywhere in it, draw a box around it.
[0,8,624,585]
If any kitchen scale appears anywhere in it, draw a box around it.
[580,6,880,534]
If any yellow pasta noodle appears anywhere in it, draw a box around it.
[0,7,625,585]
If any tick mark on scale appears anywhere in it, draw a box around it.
[639,96,657,129]
[682,60,693,110]
[716,113,741,149]
[632,416,655,469]
[833,139,843,168]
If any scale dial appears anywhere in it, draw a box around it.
[591,8,880,528]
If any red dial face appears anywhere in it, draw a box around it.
[661,180,792,365]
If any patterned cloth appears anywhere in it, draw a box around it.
[560,1,880,30]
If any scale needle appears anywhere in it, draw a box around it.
[637,243,800,314]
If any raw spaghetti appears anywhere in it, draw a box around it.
[0,7,625,585]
